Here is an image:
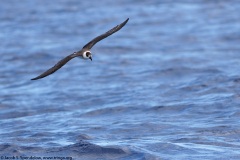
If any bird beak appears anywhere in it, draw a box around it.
[89,57,92,61]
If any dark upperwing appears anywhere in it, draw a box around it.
[31,53,77,80]
[82,18,129,50]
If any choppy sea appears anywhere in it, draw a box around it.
[1,0,240,159]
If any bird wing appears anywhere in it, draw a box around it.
[82,18,129,50]
[31,53,77,80]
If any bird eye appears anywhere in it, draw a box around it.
[86,52,90,57]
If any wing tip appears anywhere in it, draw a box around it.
[31,77,39,80]
[124,18,129,24]
[120,18,129,27]
[31,75,44,80]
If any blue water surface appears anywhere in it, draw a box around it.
[1,0,240,159]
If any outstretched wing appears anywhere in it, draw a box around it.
[82,18,129,49]
[31,53,77,80]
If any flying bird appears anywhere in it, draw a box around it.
[31,18,129,80]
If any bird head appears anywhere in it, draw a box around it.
[82,51,92,61]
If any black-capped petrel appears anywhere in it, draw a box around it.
[31,18,129,80]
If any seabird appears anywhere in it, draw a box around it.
[31,18,129,80]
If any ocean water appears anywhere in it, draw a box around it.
[1,0,240,159]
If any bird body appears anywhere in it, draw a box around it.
[31,18,129,80]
